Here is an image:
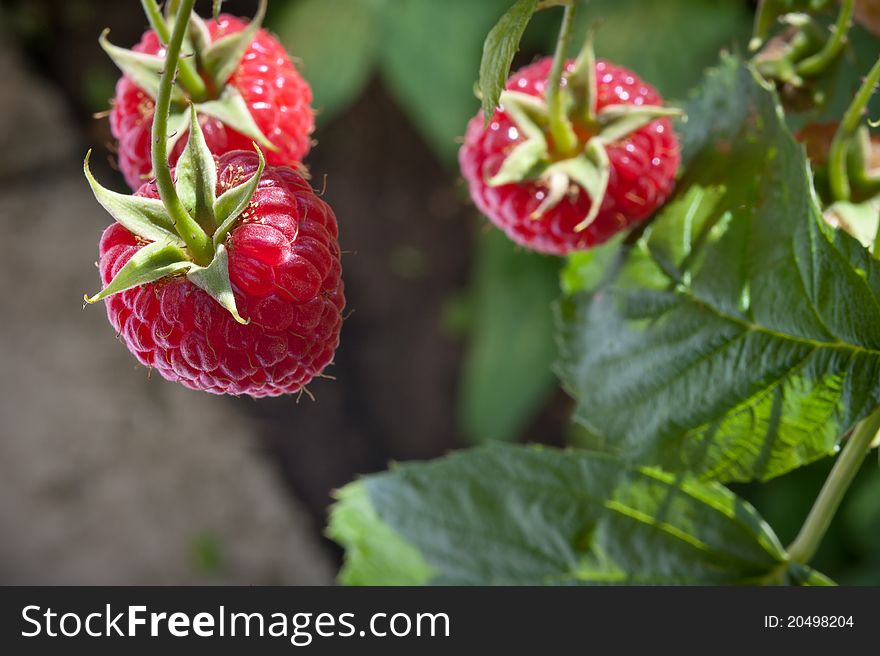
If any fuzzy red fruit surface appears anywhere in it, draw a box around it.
[98,151,344,397]
[110,15,314,190]
[459,58,681,255]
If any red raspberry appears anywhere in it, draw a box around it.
[98,151,344,397]
[110,15,314,190]
[459,58,681,255]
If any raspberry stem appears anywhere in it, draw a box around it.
[152,0,213,266]
[140,0,209,102]
[787,406,880,566]
[828,53,880,203]
[546,1,579,157]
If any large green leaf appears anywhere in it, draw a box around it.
[458,230,560,443]
[270,0,382,126]
[557,57,880,484]
[327,482,434,586]
[330,444,830,585]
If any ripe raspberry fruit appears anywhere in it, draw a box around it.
[106,1,314,189]
[94,150,343,397]
[460,56,681,255]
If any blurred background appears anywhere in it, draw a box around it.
[0,0,878,585]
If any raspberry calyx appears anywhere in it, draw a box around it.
[85,104,263,324]
[486,31,680,233]
[102,0,282,179]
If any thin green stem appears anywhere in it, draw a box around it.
[152,0,213,265]
[796,0,854,76]
[546,1,578,156]
[142,0,171,42]
[787,407,880,565]
[141,0,208,102]
[165,0,182,21]
[829,54,880,201]
[874,207,880,255]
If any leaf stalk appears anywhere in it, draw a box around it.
[787,406,880,566]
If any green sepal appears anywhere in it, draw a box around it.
[166,110,190,160]
[529,145,611,230]
[597,104,684,143]
[99,29,185,104]
[487,90,550,186]
[84,151,184,247]
[196,86,277,151]
[188,13,212,63]
[201,0,266,88]
[175,104,218,233]
[186,244,248,324]
[85,240,191,304]
[531,168,570,219]
[573,141,610,231]
[568,24,598,122]
[213,144,266,247]
[488,138,547,186]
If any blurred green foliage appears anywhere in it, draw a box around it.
[270,0,382,127]
[271,0,756,447]
[269,0,880,583]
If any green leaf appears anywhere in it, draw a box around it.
[560,233,626,296]
[213,146,265,247]
[99,30,184,103]
[272,0,381,126]
[557,57,880,484]
[186,245,247,324]
[327,482,434,586]
[175,105,217,232]
[201,0,266,87]
[85,241,191,303]
[84,152,184,246]
[786,562,836,585]
[196,86,276,151]
[478,0,539,121]
[458,231,560,443]
[331,444,797,585]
